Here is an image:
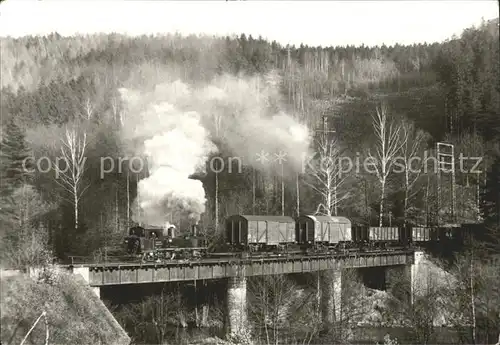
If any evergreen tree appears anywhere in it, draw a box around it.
[481,154,500,227]
[0,118,34,196]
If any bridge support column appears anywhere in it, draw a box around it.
[320,270,342,327]
[72,266,100,298]
[201,304,209,327]
[411,250,430,303]
[226,276,247,338]
[385,265,411,304]
[92,286,101,298]
[196,280,209,328]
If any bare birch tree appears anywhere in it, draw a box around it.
[211,106,224,231]
[53,126,89,230]
[247,275,320,345]
[367,104,404,226]
[442,248,500,344]
[113,287,184,344]
[400,120,428,224]
[305,135,350,216]
[111,95,123,126]
[83,98,94,120]
[441,252,480,344]
[383,264,445,345]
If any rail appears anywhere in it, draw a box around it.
[65,255,141,265]
[62,248,415,268]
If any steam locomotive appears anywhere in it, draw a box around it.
[124,215,469,262]
[124,224,207,261]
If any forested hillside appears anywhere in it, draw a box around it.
[1,18,498,261]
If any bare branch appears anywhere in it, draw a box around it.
[305,135,351,216]
[400,120,427,224]
[367,104,405,226]
[52,125,89,229]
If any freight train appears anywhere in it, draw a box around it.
[124,214,470,262]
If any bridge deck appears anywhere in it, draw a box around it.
[67,250,415,286]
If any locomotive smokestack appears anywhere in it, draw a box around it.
[163,221,176,237]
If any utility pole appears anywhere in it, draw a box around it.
[437,142,456,225]
[315,115,337,155]
[136,173,142,226]
[315,114,337,215]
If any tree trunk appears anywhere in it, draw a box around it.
[281,165,285,216]
[379,180,386,227]
[316,273,321,321]
[194,280,199,328]
[326,173,332,216]
[127,169,130,228]
[404,183,409,225]
[136,173,141,226]
[470,251,476,344]
[115,187,119,232]
[253,168,256,215]
[365,180,369,224]
[215,170,219,230]
[296,172,300,217]
[334,173,338,216]
[425,174,430,226]
[74,184,78,230]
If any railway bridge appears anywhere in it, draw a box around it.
[66,249,418,337]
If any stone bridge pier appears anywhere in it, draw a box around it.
[72,266,101,298]
[225,276,248,338]
[319,270,342,328]
[224,270,344,337]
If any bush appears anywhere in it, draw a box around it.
[1,271,129,345]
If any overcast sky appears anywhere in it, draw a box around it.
[0,0,498,46]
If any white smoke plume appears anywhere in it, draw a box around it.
[196,74,311,173]
[121,81,217,226]
[120,73,311,227]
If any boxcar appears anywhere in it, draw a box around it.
[225,215,296,251]
[296,215,352,248]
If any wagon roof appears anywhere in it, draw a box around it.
[299,215,351,224]
[233,215,296,222]
[142,225,164,230]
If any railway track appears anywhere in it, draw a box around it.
[62,248,415,268]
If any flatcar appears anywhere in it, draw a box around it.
[296,215,352,252]
[411,227,431,244]
[351,225,369,248]
[433,225,457,244]
[225,215,296,253]
[350,226,402,250]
